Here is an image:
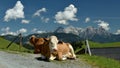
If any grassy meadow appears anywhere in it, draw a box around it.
[78,54,120,68]
[0,37,32,53]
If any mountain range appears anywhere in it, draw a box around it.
[1,26,120,45]
[54,26,120,42]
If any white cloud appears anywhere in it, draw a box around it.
[41,17,50,23]
[1,27,10,32]
[95,20,110,31]
[31,28,37,33]
[31,28,46,33]
[36,31,46,33]
[17,28,27,33]
[33,8,49,23]
[44,18,49,23]
[54,4,78,25]
[21,19,30,24]
[1,32,17,36]
[1,27,17,35]
[4,1,24,22]
[1,27,27,36]
[33,8,46,16]
[115,29,120,35]
[85,17,90,23]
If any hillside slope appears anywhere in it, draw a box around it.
[0,37,31,52]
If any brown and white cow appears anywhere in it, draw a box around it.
[48,36,76,60]
[29,35,51,60]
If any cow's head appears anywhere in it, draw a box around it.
[29,35,49,54]
[29,35,46,45]
[49,36,58,53]
[29,35,36,45]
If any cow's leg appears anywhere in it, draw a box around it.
[67,43,76,59]
[65,52,72,58]
[58,52,67,60]
[49,54,56,60]
[34,48,40,54]
[62,55,67,60]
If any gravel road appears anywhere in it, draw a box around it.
[0,51,95,68]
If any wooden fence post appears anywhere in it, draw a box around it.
[85,40,92,56]
[6,33,23,51]
[19,33,22,51]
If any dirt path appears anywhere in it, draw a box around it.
[0,51,94,68]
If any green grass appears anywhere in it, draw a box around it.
[78,55,120,68]
[0,37,33,53]
[88,41,120,48]
[76,41,120,68]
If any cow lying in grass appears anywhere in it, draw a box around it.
[29,35,51,60]
[49,36,76,60]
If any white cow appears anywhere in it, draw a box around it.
[49,36,76,60]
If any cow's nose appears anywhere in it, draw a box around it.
[53,49,57,52]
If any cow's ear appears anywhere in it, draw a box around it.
[58,40,63,44]
[44,38,49,42]
[29,37,36,45]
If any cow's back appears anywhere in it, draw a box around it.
[57,43,70,55]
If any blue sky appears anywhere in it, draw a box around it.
[0,0,120,35]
